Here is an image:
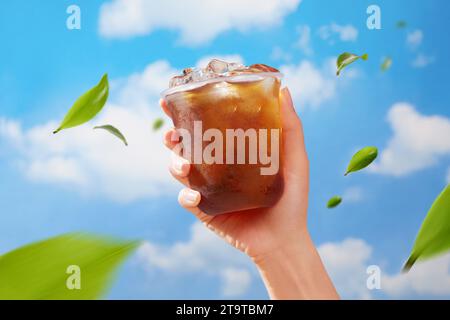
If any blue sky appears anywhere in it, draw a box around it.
[0,0,450,299]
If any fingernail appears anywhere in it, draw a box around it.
[171,129,180,142]
[181,189,200,206]
[172,156,188,175]
[165,129,180,144]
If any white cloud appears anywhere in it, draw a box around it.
[0,60,181,202]
[342,186,364,203]
[137,222,254,297]
[270,46,292,62]
[319,238,450,299]
[371,103,450,176]
[281,60,334,109]
[99,0,301,45]
[0,106,174,202]
[295,25,312,55]
[280,58,356,109]
[220,268,252,297]
[406,29,423,49]
[319,238,373,299]
[0,118,22,145]
[27,156,88,186]
[405,30,434,68]
[318,23,358,43]
[112,60,177,107]
[412,53,435,68]
[383,254,450,297]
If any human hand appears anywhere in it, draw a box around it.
[161,87,338,299]
[160,87,308,260]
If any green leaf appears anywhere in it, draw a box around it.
[336,52,368,76]
[153,118,164,131]
[0,233,139,300]
[403,185,450,272]
[345,146,378,176]
[94,125,128,146]
[327,196,342,209]
[53,74,109,134]
[396,20,407,29]
[381,57,392,72]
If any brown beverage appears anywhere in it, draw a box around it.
[162,60,283,215]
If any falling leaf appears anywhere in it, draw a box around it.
[153,118,164,131]
[381,57,392,72]
[94,125,128,146]
[345,146,378,176]
[336,52,368,76]
[53,74,109,134]
[403,185,450,272]
[327,196,342,209]
[396,20,407,29]
[0,233,139,300]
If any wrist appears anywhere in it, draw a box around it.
[253,230,339,300]
[251,227,313,267]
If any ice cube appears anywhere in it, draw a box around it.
[206,59,229,74]
[169,74,191,88]
[183,68,193,75]
[168,60,279,88]
[228,62,246,72]
[190,67,211,82]
[190,68,202,82]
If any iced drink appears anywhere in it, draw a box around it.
[162,60,283,215]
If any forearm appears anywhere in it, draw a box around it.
[253,232,339,300]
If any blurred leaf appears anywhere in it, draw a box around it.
[327,196,342,209]
[336,52,368,76]
[345,146,378,176]
[54,74,109,134]
[381,57,392,72]
[0,233,139,300]
[94,125,128,146]
[403,185,450,272]
[153,118,164,131]
[396,20,407,28]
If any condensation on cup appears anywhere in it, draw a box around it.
[161,59,284,215]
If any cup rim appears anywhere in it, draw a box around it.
[160,72,283,98]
